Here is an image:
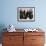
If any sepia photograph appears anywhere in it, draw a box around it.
[17,7,35,22]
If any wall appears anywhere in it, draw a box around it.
[0,0,46,30]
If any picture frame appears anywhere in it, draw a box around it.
[17,7,35,22]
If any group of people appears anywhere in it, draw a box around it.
[20,9,33,19]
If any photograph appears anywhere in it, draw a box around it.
[17,7,35,22]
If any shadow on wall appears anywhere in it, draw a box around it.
[0,24,7,43]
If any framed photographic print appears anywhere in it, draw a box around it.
[17,7,35,22]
